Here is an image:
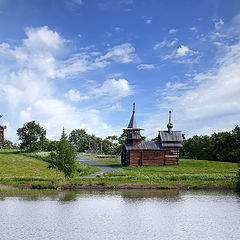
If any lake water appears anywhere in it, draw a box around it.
[0,190,240,240]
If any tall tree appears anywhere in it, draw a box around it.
[16,121,46,152]
[48,128,76,182]
[69,129,90,152]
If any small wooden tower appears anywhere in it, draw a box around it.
[124,103,143,146]
[121,103,144,166]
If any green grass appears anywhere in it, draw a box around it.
[0,150,238,190]
[79,152,121,168]
[0,149,100,188]
[0,185,58,197]
[75,153,238,189]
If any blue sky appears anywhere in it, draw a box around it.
[1,0,240,142]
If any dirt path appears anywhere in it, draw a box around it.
[77,155,123,178]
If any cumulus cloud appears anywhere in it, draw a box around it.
[98,43,138,63]
[175,45,198,57]
[93,78,133,100]
[0,26,131,141]
[64,89,89,102]
[143,41,240,138]
[162,45,198,61]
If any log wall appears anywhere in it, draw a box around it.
[129,148,179,166]
[164,148,179,166]
[142,151,164,166]
[129,150,141,166]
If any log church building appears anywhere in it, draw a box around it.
[121,103,183,166]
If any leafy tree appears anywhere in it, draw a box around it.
[102,139,113,155]
[47,128,76,182]
[47,140,59,151]
[106,135,118,143]
[181,126,240,162]
[69,129,90,152]
[3,139,18,149]
[16,121,46,152]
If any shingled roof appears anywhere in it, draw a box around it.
[124,103,143,130]
[124,140,163,150]
[159,131,183,148]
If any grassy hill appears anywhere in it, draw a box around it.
[0,149,99,188]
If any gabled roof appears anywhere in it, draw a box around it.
[159,131,183,147]
[124,141,163,150]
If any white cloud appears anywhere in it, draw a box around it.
[65,89,89,102]
[137,64,155,70]
[162,45,198,61]
[0,26,131,141]
[189,26,197,32]
[176,45,198,57]
[143,41,240,139]
[169,28,178,34]
[108,72,124,78]
[23,26,64,54]
[153,39,178,50]
[98,43,138,63]
[165,82,193,90]
[214,19,224,30]
[106,103,124,111]
[94,78,133,100]
[142,16,152,24]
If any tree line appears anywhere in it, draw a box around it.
[5,121,127,155]
[181,126,240,163]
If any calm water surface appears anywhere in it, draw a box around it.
[0,190,240,240]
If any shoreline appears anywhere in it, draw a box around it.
[0,183,235,191]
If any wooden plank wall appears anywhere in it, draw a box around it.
[142,151,164,166]
[129,148,179,166]
[129,151,141,166]
[164,148,178,165]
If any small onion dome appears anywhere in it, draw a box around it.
[167,122,173,129]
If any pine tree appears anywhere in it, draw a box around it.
[48,128,76,182]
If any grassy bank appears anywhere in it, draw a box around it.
[76,153,238,189]
[0,150,238,190]
[0,149,99,188]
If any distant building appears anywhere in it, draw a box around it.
[0,125,6,149]
[121,103,183,166]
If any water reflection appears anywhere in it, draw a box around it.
[0,190,240,240]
